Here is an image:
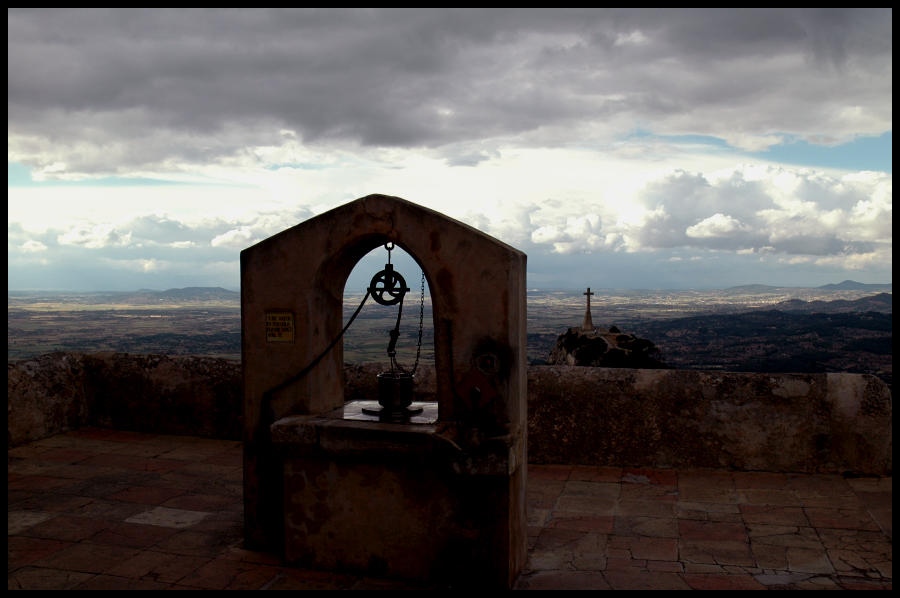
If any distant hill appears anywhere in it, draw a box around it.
[724,280,892,294]
[773,292,892,314]
[817,280,892,291]
[631,309,892,389]
[9,281,892,302]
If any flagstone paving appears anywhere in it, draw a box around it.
[8,427,892,590]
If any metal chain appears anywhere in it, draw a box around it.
[411,270,425,375]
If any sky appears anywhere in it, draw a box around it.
[7,8,893,293]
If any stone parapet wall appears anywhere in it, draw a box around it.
[7,352,92,448]
[526,366,892,476]
[8,352,243,446]
[8,353,892,475]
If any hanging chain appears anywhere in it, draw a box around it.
[410,270,426,375]
[390,269,426,376]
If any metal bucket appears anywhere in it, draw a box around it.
[376,371,415,411]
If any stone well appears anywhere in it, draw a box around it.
[240,194,528,588]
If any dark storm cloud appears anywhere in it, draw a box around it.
[8,8,892,175]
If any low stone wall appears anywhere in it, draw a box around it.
[526,366,892,476]
[7,352,242,446]
[8,353,893,475]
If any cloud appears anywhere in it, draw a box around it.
[57,224,133,249]
[6,9,892,291]
[8,8,891,178]
[686,213,749,239]
[20,240,48,253]
[211,227,256,249]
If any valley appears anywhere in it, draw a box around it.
[8,284,892,388]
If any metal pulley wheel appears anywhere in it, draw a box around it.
[369,262,410,306]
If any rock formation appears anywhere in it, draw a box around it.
[547,326,669,369]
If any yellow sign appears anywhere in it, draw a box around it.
[266,311,294,343]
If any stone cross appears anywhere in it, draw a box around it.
[582,287,595,332]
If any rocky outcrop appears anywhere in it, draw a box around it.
[547,326,669,368]
[8,352,893,475]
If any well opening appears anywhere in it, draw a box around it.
[341,242,437,422]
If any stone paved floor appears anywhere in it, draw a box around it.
[8,427,892,590]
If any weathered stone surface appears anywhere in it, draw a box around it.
[526,366,892,475]
[7,352,91,447]
[8,351,241,447]
[7,353,893,475]
[83,352,243,440]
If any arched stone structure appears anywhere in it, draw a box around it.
[240,194,527,588]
